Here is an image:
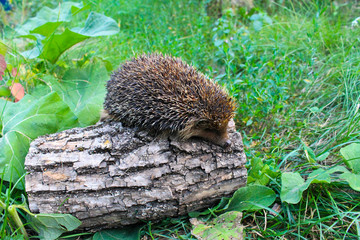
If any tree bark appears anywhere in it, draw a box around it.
[25,120,247,231]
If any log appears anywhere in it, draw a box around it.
[25,120,247,231]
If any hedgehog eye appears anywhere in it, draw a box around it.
[199,127,216,133]
[196,120,208,128]
[206,128,220,134]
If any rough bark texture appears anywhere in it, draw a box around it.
[25,120,247,231]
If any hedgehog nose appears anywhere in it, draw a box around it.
[223,139,231,148]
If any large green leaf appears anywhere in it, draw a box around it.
[0,93,79,186]
[44,62,107,126]
[39,12,118,63]
[226,185,276,212]
[15,2,85,37]
[40,29,89,63]
[71,12,120,37]
[340,143,360,173]
[29,213,81,240]
[17,3,119,63]
[92,226,142,240]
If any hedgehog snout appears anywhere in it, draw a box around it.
[190,127,232,148]
[214,134,232,148]
[222,139,232,148]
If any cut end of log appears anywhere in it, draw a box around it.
[25,120,247,231]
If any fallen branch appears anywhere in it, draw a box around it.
[25,120,247,231]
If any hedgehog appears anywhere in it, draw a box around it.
[104,53,236,148]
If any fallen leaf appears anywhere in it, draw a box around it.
[10,82,25,102]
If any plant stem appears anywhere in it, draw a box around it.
[7,205,28,239]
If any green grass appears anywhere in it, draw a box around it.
[1,0,360,239]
